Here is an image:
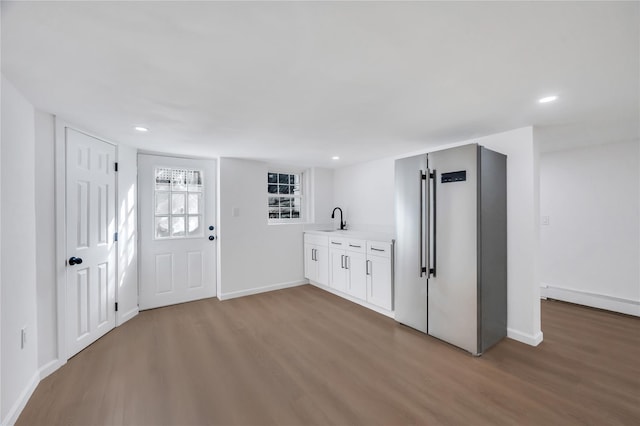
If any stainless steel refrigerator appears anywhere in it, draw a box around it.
[394,143,507,355]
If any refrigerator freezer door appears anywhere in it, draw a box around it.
[427,144,479,354]
[394,154,429,333]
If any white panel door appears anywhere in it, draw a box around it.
[138,155,217,310]
[66,128,117,357]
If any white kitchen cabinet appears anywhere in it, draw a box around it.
[365,241,393,310]
[329,247,348,292]
[329,236,367,300]
[304,234,329,286]
[366,254,393,310]
[305,232,394,316]
[346,251,367,300]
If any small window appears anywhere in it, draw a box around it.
[154,168,204,239]
[268,172,302,223]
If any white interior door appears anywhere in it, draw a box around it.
[66,128,117,358]
[138,155,217,310]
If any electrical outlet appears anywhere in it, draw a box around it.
[21,327,27,349]
[541,216,550,226]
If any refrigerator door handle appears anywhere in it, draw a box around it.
[429,170,437,277]
[420,169,430,277]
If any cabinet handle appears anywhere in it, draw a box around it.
[370,247,385,252]
[345,256,350,270]
[341,255,345,269]
[366,260,371,275]
[349,244,361,248]
[331,241,342,245]
[313,248,317,261]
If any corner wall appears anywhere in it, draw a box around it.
[540,140,640,315]
[34,111,57,371]
[1,75,39,425]
[218,158,307,299]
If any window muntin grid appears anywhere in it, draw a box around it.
[155,168,204,239]
[268,172,302,221]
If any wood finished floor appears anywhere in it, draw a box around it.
[18,285,640,425]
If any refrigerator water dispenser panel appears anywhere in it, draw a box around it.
[441,170,467,183]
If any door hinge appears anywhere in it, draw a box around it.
[114,232,118,242]
[114,162,118,172]
[115,302,119,312]
[421,172,427,180]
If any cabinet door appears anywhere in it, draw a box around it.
[346,251,367,300]
[367,254,393,310]
[315,246,329,286]
[329,249,348,293]
[304,243,317,281]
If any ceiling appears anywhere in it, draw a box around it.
[2,1,638,167]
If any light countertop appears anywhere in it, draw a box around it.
[304,229,394,243]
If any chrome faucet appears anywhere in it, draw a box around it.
[331,207,346,230]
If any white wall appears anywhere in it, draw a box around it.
[332,127,543,346]
[481,127,541,344]
[34,111,57,370]
[308,167,335,227]
[1,75,39,425]
[218,158,308,299]
[540,140,640,315]
[116,144,139,325]
[334,157,395,234]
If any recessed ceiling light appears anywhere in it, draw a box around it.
[538,95,558,104]
[332,156,340,160]
[134,126,149,132]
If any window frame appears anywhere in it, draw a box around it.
[267,170,304,224]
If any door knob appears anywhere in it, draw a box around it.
[68,257,83,265]
[209,235,215,241]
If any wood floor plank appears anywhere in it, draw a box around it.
[17,285,640,425]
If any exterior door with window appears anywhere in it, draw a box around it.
[138,155,217,310]
[65,128,117,357]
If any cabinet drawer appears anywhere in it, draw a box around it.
[366,241,392,258]
[304,233,329,247]
[344,239,366,253]
[328,236,347,247]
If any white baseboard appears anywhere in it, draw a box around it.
[308,281,395,319]
[507,328,543,346]
[117,306,139,326]
[218,279,307,301]
[2,371,40,426]
[541,283,640,317]
[38,359,62,381]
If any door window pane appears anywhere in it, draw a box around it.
[156,192,169,215]
[171,193,185,214]
[188,193,201,214]
[155,168,171,191]
[188,215,203,237]
[187,170,202,192]
[171,216,185,237]
[155,216,169,238]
